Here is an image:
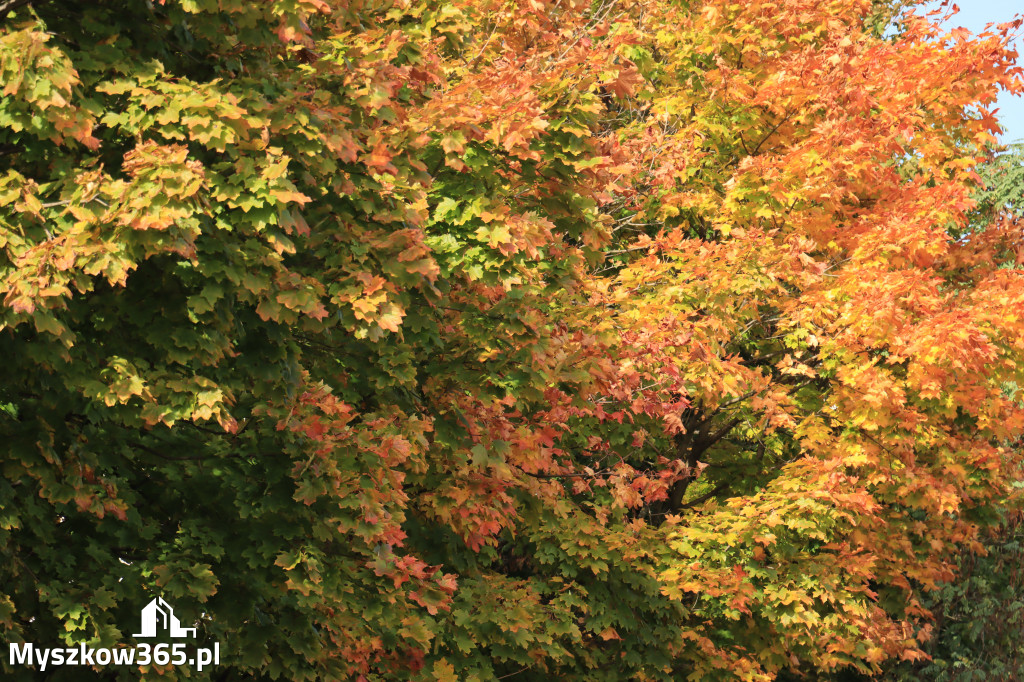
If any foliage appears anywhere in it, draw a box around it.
[1,0,1023,680]
[977,142,1024,219]
[881,509,1024,681]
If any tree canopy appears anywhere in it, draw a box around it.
[1,0,1023,680]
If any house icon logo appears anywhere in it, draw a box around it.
[133,597,197,638]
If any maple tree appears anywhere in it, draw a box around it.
[875,141,1024,682]
[1,0,1023,680]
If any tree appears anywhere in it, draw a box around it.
[1,0,1022,680]
[875,140,1024,682]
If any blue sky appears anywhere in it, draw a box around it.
[921,0,1023,143]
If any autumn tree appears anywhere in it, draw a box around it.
[1,0,1022,680]
[871,141,1024,682]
